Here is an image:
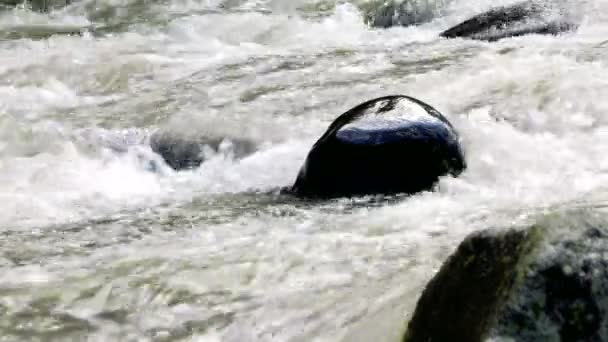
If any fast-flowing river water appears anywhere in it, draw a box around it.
[1,0,608,341]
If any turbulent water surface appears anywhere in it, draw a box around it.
[2,0,608,341]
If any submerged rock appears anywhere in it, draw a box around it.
[403,210,608,342]
[290,95,466,199]
[149,132,258,171]
[439,1,578,42]
[360,0,450,28]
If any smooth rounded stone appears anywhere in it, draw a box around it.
[290,95,466,199]
[439,1,578,42]
[360,0,450,28]
[149,132,258,171]
[403,210,608,342]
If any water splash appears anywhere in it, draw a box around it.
[1,0,608,341]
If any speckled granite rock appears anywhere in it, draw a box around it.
[404,210,608,342]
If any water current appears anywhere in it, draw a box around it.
[1,0,608,341]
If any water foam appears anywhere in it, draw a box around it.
[2,0,608,341]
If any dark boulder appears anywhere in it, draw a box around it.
[360,0,449,29]
[290,95,466,199]
[403,210,608,342]
[150,132,257,171]
[440,1,578,42]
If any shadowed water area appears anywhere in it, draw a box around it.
[1,0,608,341]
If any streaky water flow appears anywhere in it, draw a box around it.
[2,0,608,341]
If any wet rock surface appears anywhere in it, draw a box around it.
[361,0,449,28]
[150,132,258,171]
[404,210,608,342]
[439,1,578,42]
[290,95,466,199]
[403,226,539,342]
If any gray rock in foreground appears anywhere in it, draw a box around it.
[403,210,608,342]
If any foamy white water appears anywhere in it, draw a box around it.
[1,0,608,341]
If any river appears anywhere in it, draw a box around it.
[1,0,608,341]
